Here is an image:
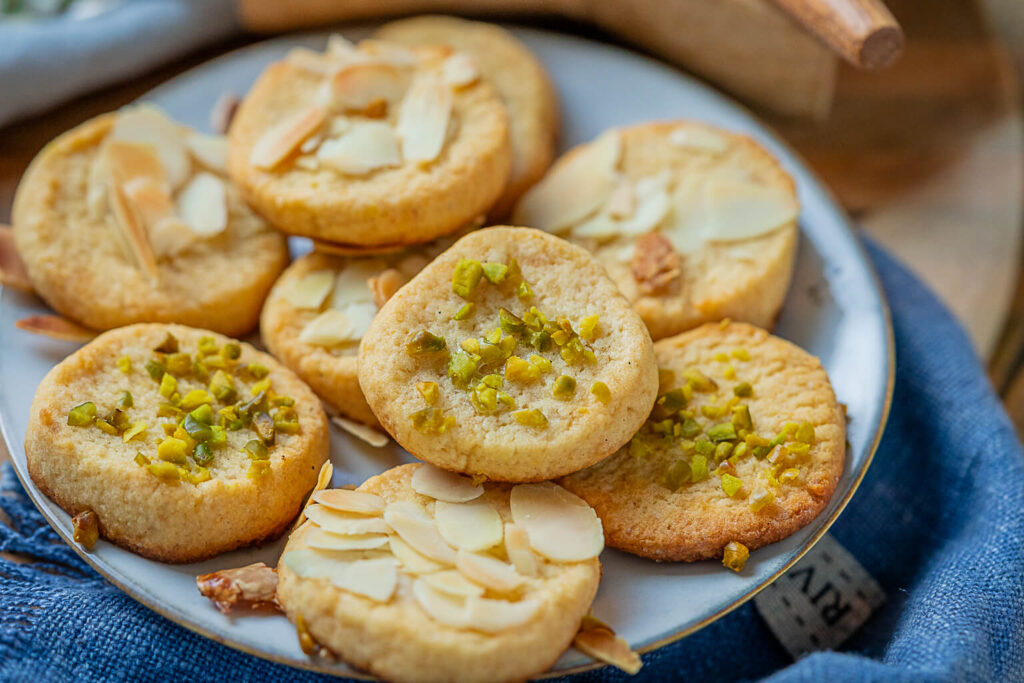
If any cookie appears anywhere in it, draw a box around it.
[373,15,559,218]
[25,323,330,563]
[277,463,603,683]
[561,321,845,562]
[513,121,799,340]
[358,227,659,482]
[227,35,511,247]
[12,105,289,336]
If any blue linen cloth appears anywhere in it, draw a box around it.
[2,240,1023,682]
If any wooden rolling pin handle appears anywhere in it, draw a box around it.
[769,0,904,70]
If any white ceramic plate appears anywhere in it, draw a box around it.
[0,26,893,678]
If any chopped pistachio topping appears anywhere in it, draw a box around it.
[512,409,547,428]
[406,330,448,356]
[720,473,743,497]
[122,422,147,442]
[193,442,214,466]
[529,354,552,373]
[157,438,188,464]
[116,356,132,374]
[590,381,611,404]
[166,352,192,376]
[209,370,236,403]
[145,359,166,382]
[722,541,749,572]
[134,453,150,467]
[662,459,691,491]
[116,391,133,409]
[707,422,737,442]
[733,381,753,398]
[749,486,775,511]
[454,302,476,321]
[159,373,177,399]
[410,406,456,434]
[731,348,751,361]
[417,381,439,405]
[714,352,729,363]
[221,342,242,361]
[448,350,479,388]
[504,355,540,384]
[154,333,179,354]
[683,369,717,392]
[516,280,533,300]
[482,262,508,284]
[552,375,577,400]
[452,259,484,299]
[245,439,269,460]
[578,315,600,342]
[794,422,815,444]
[181,389,213,411]
[198,336,218,355]
[247,461,271,479]
[146,461,179,481]
[68,402,97,427]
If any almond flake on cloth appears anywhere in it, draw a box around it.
[196,562,280,614]
[178,173,227,237]
[250,106,326,170]
[317,121,402,175]
[396,74,452,165]
[631,232,681,296]
[14,315,96,342]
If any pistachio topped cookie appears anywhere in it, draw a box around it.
[25,324,329,563]
[12,104,289,336]
[513,121,799,340]
[227,35,511,248]
[561,321,845,563]
[277,463,603,683]
[358,227,659,482]
[374,15,559,218]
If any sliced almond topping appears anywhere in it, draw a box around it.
[510,483,604,562]
[108,182,159,281]
[669,126,729,153]
[359,39,420,67]
[422,569,485,598]
[250,105,326,170]
[456,550,524,594]
[383,500,456,565]
[283,270,335,310]
[434,500,503,552]
[571,213,620,242]
[631,232,681,296]
[285,47,334,75]
[331,262,380,304]
[503,523,539,578]
[573,615,643,674]
[441,53,480,88]
[326,34,359,61]
[178,172,228,237]
[412,577,469,628]
[0,225,34,293]
[282,550,397,602]
[109,105,190,190]
[605,179,635,220]
[617,173,671,236]
[513,130,621,233]
[411,465,483,503]
[317,121,401,176]
[185,133,228,174]
[299,132,324,154]
[293,461,334,530]
[331,416,389,447]
[15,315,96,343]
[328,62,407,113]
[329,117,352,138]
[305,504,390,535]
[196,562,280,614]
[294,156,320,172]
[665,174,709,254]
[368,268,406,308]
[122,177,175,227]
[396,74,452,165]
[389,536,445,575]
[298,309,355,347]
[104,139,168,188]
[306,529,389,551]
[703,179,798,242]
[465,596,541,633]
[312,488,385,515]
[332,301,377,341]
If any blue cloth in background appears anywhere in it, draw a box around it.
[2,240,1023,682]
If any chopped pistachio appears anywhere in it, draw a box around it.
[481,374,503,389]
[733,382,753,398]
[662,459,691,491]
[552,375,577,400]
[209,370,236,403]
[221,342,242,361]
[629,437,652,459]
[714,352,729,363]
[779,468,800,484]
[560,338,586,366]
[720,473,743,497]
[244,439,270,460]
[253,412,276,445]
[147,461,180,481]
[516,280,533,300]
[683,369,717,392]
[694,438,715,457]
[114,390,133,409]
[679,417,701,439]
[161,423,176,437]
[154,333,179,354]
[116,356,132,374]
[242,363,270,380]
[134,453,150,467]
[192,358,210,382]
[497,392,516,408]
[730,348,751,362]
[67,402,97,427]
[722,541,749,572]
[209,425,227,445]
[528,329,552,352]
[731,441,749,461]
[273,408,300,434]
[198,336,218,355]
[590,381,612,404]
[714,441,733,462]
[270,395,294,407]
[583,349,597,365]
[499,308,526,336]
[417,381,439,405]
[448,350,480,388]
[180,466,212,485]
[578,315,600,342]
[484,328,502,345]
[690,454,709,482]
[658,388,688,415]
[181,389,213,411]
[204,355,227,370]
[794,422,816,444]
[166,352,192,376]
[452,259,484,298]
[145,359,166,382]
[471,386,499,413]
[731,405,752,430]
[523,306,546,329]
[785,442,811,457]
[454,303,476,321]
[504,356,540,383]
[406,330,447,355]
[157,437,189,464]
[708,422,737,442]
[410,407,456,434]
[159,373,177,399]
[528,354,552,373]
[512,409,547,428]
[247,461,272,479]
[156,403,182,419]
[749,486,775,512]
[189,403,214,424]
[482,262,509,284]
[250,378,272,397]
[701,404,727,419]
[122,422,147,443]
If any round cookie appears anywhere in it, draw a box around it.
[358,227,659,482]
[373,15,559,218]
[560,321,845,562]
[12,105,289,336]
[25,323,330,563]
[513,121,799,340]
[227,36,511,247]
[277,463,603,683]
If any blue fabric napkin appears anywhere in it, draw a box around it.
[2,240,1023,682]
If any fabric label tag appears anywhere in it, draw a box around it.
[753,533,885,658]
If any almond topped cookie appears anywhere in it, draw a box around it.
[276,463,603,683]
[358,227,659,482]
[12,104,288,336]
[513,121,799,340]
[25,324,329,563]
[561,321,846,563]
[374,15,559,218]
[227,35,511,249]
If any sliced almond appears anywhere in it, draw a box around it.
[617,173,671,236]
[669,126,729,153]
[285,47,334,75]
[331,416,389,447]
[412,577,469,628]
[306,529,389,551]
[358,39,420,67]
[0,225,34,293]
[328,62,407,113]
[178,172,227,237]
[383,500,457,565]
[299,132,324,154]
[250,105,326,170]
[312,488,385,515]
[305,504,390,535]
[331,301,376,341]
[282,550,397,602]
[283,270,335,310]
[317,121,401,176]
[573,615,643,674]
[456,550,524,594]
[368,268,405,308]
[109,105,190,190]
[605,179,635,220]
[571,213,620,242]
[15,315,96,343]
[329,117,352,138]
[298,309,354,347]
[513,130,621,233]
[434,500,503,552]
[186,133,229,174]
[510,483,604,562]
[396,74,452,165]
[389,536,445,575]
[422,569,485,598]
[503,523,539,577]
[293,461,334,531]
[108,182,159,281]
[702,179,798,242]
[665,173,709,254]
[465,596,541,633]
[122,177,175,227]
[441,53,480,88]
[104,139,168,188]
[411,465,483,503]
[332,261,382,304]
[196,562,280,615]
[326,34,360,61]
